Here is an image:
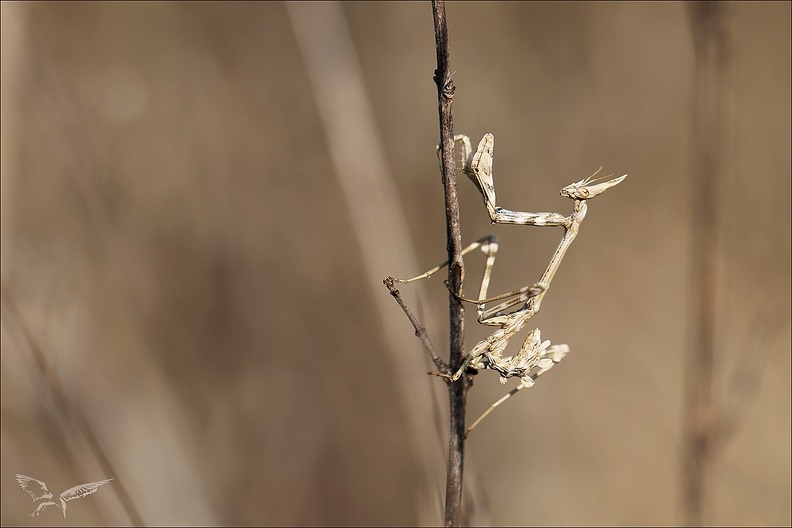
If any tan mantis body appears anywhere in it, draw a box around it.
[390,133,626,433]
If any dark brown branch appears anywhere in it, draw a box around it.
[432,1,470,526]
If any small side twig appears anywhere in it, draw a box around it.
[383,277,447,372]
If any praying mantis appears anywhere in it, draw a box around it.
[386,133,626,433]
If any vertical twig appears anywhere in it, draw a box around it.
[684,2,730,525]
[431,2,470,526]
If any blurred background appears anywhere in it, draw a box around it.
[1,2,789,526]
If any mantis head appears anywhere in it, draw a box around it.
[560,168,627,200]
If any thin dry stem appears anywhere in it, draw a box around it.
[1,284,145,527]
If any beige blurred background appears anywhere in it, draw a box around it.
[1,2,789,526]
